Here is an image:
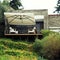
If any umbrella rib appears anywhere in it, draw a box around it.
[8,15,19,24]
[8,15,35,25]
[22,16,35,23]
[6,15,17,18]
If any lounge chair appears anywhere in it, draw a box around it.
[9,27,18,34]
[28,27,36,34]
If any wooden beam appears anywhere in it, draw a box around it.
[5,34,42,36]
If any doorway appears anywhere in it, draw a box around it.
[36,21,44,33]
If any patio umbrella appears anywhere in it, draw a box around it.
[4,12,35,25]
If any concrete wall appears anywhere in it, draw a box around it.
[13,9,48,29]
[48,14,60,27]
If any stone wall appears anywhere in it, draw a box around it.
[48,14,60,27]
[13,9,48,29]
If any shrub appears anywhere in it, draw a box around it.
[41,34,60,60]
[33,34,60,60]
[0,44,5,50]
[0,44,6,55]
[41,30,56,37]
[0,55,10,60]
[5,50,20,56]
[37,56,48,60]
[0,50,5,55]
[0,38,28,50]
[33,39,43,55]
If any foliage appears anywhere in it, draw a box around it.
[41,30,55,37]
[0,44,6,50]
[0,4,5,22]
[0,38,37,60]
[5,50,20,56]
[0,55,10,60]
[33,39,42,55]
[0,1,11,36]
[0,1,12,11]
[41,34,60,60]
[54,0,60,13]
[33,33,60,60]
[37,56,48,60]
[10,0,23,10]
[0,50,5,55]
[0,38,28,50]
[33,39,48,60]
[0,55,37,60]
[0,1,9,36]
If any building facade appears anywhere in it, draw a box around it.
[13,9,48,30]
[4,9,60,35]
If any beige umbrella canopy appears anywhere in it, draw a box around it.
[4,12,35,25]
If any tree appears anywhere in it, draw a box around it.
[9,0,24,10]
[0,3,6,36]
[54,0,60,13]
[0,3,5,22]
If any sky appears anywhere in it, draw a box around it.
[21,0,57,14]
[0,0,58,14]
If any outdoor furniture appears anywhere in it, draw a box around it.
[28,27,36,34]
[9,27,18,34]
